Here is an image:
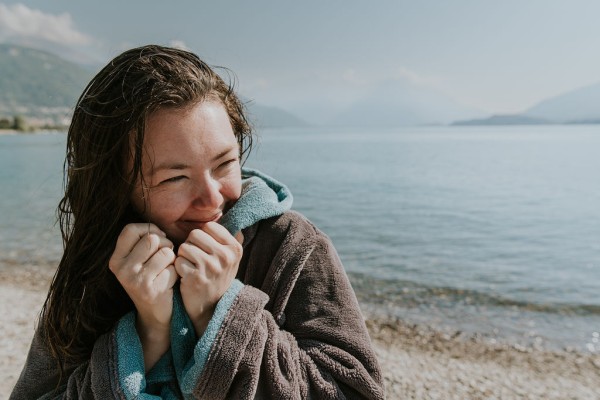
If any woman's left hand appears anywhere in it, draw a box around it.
[174,222,243,336]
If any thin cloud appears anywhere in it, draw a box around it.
[168,39,190,51]
[341,69,369,86]
[0,3,91,45]
[392,67,440,87]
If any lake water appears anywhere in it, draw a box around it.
[1,125,599,352]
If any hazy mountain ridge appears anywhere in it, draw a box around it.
[328,79,486,127]
[524,82,600,122]
[0,43,92,125]
[452,114,552,126]
[0,43,307,129]
[244,102,309,128]
[3,43,599,129]
[454,82,600,126]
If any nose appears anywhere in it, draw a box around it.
[191,174,223,210]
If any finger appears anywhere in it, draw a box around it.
[143,246,176,278]
[177,240,211,265]
[174,255,199,279]
[202,222,238,246]
[185,228,221,255]
[154,265,178,290]
[112,223,166,261]
[126,234,173,268]
[203,222,243,263]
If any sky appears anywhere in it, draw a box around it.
[1,0,600,120]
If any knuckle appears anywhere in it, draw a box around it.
[108,254,118,270]
[188,229,202,242]
[175,257,192,274]
[207,257,221,272]
[221,251,235,266]
[158,246,175,261]
[178,242,191,256]
[161,237,174,248]
[233,242,243,257]
[144,233,159,250]
[174,256,183,267]
[203,221,218,231]
[221,246,241,266]
[121,224,137,238]
[108,253,127,273]
[158,246,173,256]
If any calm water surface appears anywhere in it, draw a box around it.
[1,125,599,352]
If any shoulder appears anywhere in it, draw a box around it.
[256,210,329,246]
[241,210,336,270]
[267,209,317,231]
[239,210,347,323]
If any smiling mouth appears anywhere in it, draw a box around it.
[179,212,223,229]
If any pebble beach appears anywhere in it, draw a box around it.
[1,262,599,399]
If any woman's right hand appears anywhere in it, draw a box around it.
[109,223,178,370]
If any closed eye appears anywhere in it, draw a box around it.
[218,158,238,169]
[160,175,186,184]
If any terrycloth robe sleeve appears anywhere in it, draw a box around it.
[10,327,119,399]
[190,211,385,399]
[10,313,181,399]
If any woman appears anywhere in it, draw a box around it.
[11,45,384,399]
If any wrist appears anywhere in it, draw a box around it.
[136,314,170,342]
[135,315,171,372]
[192,308,215,337]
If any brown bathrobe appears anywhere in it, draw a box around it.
[11,211,384,399]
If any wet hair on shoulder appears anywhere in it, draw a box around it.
[41,44,253,376]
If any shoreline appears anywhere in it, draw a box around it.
[1,264,599,399]
[0,128,67,135]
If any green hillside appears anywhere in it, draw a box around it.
[0,43,306,129]
[0,43,91,117]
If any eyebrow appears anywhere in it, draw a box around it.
[152,162,189,172]
[151,146,238,174]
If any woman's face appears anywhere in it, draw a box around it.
[130,100,242,245]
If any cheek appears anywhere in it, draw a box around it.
[146,193,188,223]
[223,174,242,201]
[130,186,188,226]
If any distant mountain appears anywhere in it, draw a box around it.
[0,43,91,119]
[244,102,309,129]
[448,82,600,126]
[0,43,306,129]
[524,82,600,123]
[239,94,309,128]
[452,114,552,126]
[328,78,485,127]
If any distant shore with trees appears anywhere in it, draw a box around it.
[0,115,68,133]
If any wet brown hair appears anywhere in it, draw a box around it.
[40,44,253,377]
